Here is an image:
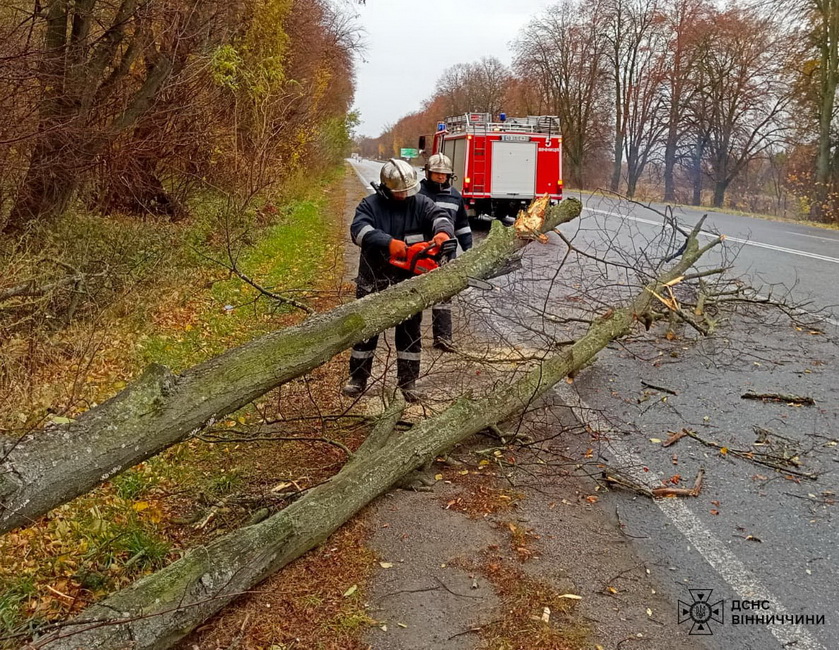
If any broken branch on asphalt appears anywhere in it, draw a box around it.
[671,429,819,480]
[600,466,705,499]
[741,392,816,406]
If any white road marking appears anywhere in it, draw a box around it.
[584,207,839,265]
[348,160,376,194]
[783,231,839,244]
[553,385,827,650]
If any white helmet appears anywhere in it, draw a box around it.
[425,153,453,175]
[380,159,419,197]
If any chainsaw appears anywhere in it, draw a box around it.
[389,239,457,275]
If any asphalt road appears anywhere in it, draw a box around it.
[557,193,839,650]
[347,158,839,649]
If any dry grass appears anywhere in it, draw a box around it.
[0,168,381,649]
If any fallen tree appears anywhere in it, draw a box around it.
[30,217,722,650]
[0,199,583,535]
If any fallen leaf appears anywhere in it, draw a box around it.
[647,608,653,617]
[379,562,393,569]
[710,509,719,515]
[649,438,662,444]
[397,623,407,628]
[270,481,293,493]
[343,585,357,597]
[434,474,443,481]
[745,535,762,543]
[559,594,582,600]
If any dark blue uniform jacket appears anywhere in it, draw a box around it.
[350,191,454,289]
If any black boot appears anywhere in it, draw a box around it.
[397,358,421,402]
[344,348,374,397]
[341,375,367,397]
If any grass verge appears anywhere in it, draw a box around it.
[0,166,377,648]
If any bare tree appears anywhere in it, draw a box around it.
[513,0,610,187]
[3,0,212,234]
[433,56,510,117]
[600,0,665,193]
[661,0,710,202]
[694,6,789,207]
[623,7,669,197]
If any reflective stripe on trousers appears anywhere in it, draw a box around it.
[348,283,422,385]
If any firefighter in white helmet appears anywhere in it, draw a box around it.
[418,153,472,352]
[344,158,454,402]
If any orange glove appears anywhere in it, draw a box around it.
[432,232,451,247]
[388,238,408,258]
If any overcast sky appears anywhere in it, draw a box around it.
[351,0,556,138]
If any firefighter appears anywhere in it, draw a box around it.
[343,158,454,402]
[419,153,472,352]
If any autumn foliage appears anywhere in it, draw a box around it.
[0,0,360,234]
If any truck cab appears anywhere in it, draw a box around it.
[424,113,563,224]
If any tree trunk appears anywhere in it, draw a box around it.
[691,138,705,206]
[4,139,80,233]
[610,127,623,193]
[712,178,728,208]
[663,121,678,203]
[34,218,722,650]
[815,0,839,220]
[98,155,183,218]
[626,142,640,198]
[0,199,583,535]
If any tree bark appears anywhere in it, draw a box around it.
[690,137,705,206]
[712,178,729,208]
[815,0,839,219]
[32,218,722,650]
[0,199,583,536]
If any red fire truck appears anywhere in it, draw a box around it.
[420,112,563,224]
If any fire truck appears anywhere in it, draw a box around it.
[419,112,563,224]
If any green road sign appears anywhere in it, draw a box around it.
[400,148,419,158]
